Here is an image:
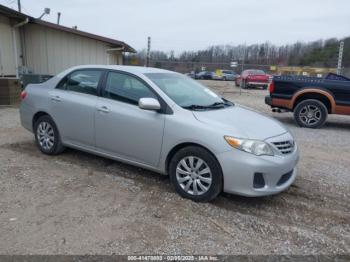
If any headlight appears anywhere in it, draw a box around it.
[224,136,274,156]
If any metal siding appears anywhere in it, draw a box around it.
[0,14,21,76]
[23,24,123,75]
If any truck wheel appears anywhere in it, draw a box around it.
[294,99,328,128]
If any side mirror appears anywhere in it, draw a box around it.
[138,98,161,111]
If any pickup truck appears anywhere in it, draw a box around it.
[265,73,350,128]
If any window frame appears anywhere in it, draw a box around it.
[55,68,107,96]
[100,69,172,114]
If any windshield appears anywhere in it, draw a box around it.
[145,73,225,108]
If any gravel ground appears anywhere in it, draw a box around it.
[0,80,349,255]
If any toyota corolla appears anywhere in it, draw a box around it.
[20,65,299,202]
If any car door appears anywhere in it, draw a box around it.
[95,71,165,167]
[48,69,104,149]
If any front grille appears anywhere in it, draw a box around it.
[272,140,294,154]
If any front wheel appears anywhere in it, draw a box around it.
[34,115,65,155]
[169,146,223,202]
[293,99,328,128]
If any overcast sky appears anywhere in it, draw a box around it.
[2,0,350,53]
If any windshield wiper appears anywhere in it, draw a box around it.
[183,102,226,111]
[182,99,234,111]
[208,102,226,107]
[182,104,208,110]
[208,100,234,108]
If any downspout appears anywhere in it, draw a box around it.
[12,18,29,78]
[0,49,3,77]
[106,46,125,65]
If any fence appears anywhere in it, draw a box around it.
[125,59,349,78]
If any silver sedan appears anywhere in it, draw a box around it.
[20,65,299,202]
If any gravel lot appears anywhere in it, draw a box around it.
[0,80,349,255]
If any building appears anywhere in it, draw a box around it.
[0,4,135,78]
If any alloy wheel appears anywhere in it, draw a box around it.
[37,121,55,151]
[176,156,212,195]
[299,105,322,126]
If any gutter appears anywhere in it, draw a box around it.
[12,18,29,78]
[106,47,125,52]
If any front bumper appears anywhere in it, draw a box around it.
[217,134,299,197]
[212,76,223,80]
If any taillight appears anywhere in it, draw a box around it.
[269,81,275,93]
[20,91,27,100]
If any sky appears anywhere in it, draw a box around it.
[2,0,350,53]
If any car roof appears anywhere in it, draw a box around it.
[56,65,174,78]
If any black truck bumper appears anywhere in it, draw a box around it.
[265,95,272,106]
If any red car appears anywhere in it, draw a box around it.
[235,69,270,89]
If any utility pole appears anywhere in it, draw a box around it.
[337,41,344,75]
[146,36,151,67]
[240,44,246,95]
[57,12,61,25]
[17,0,21,12]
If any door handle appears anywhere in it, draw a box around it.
[97,106,110,113]
[51,95,61,102]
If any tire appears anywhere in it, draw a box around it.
[169,146,223,202]
[241,80,247,89]
[223,76,226,81]
[293,99,328,128]
[34,115,65,155]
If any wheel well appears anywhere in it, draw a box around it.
[165,142,220,174]
[294,93,332,113]
[32,111,49,130]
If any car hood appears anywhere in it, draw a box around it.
[192,105,287,140]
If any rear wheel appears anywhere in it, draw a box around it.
[169,146,223,202]
[293,99,328,128]
[34,115,65,155]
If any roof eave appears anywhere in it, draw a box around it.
[0,4,136,53]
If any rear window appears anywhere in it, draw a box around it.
[248,70,265,75]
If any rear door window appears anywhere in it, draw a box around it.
[58,70,102,95]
